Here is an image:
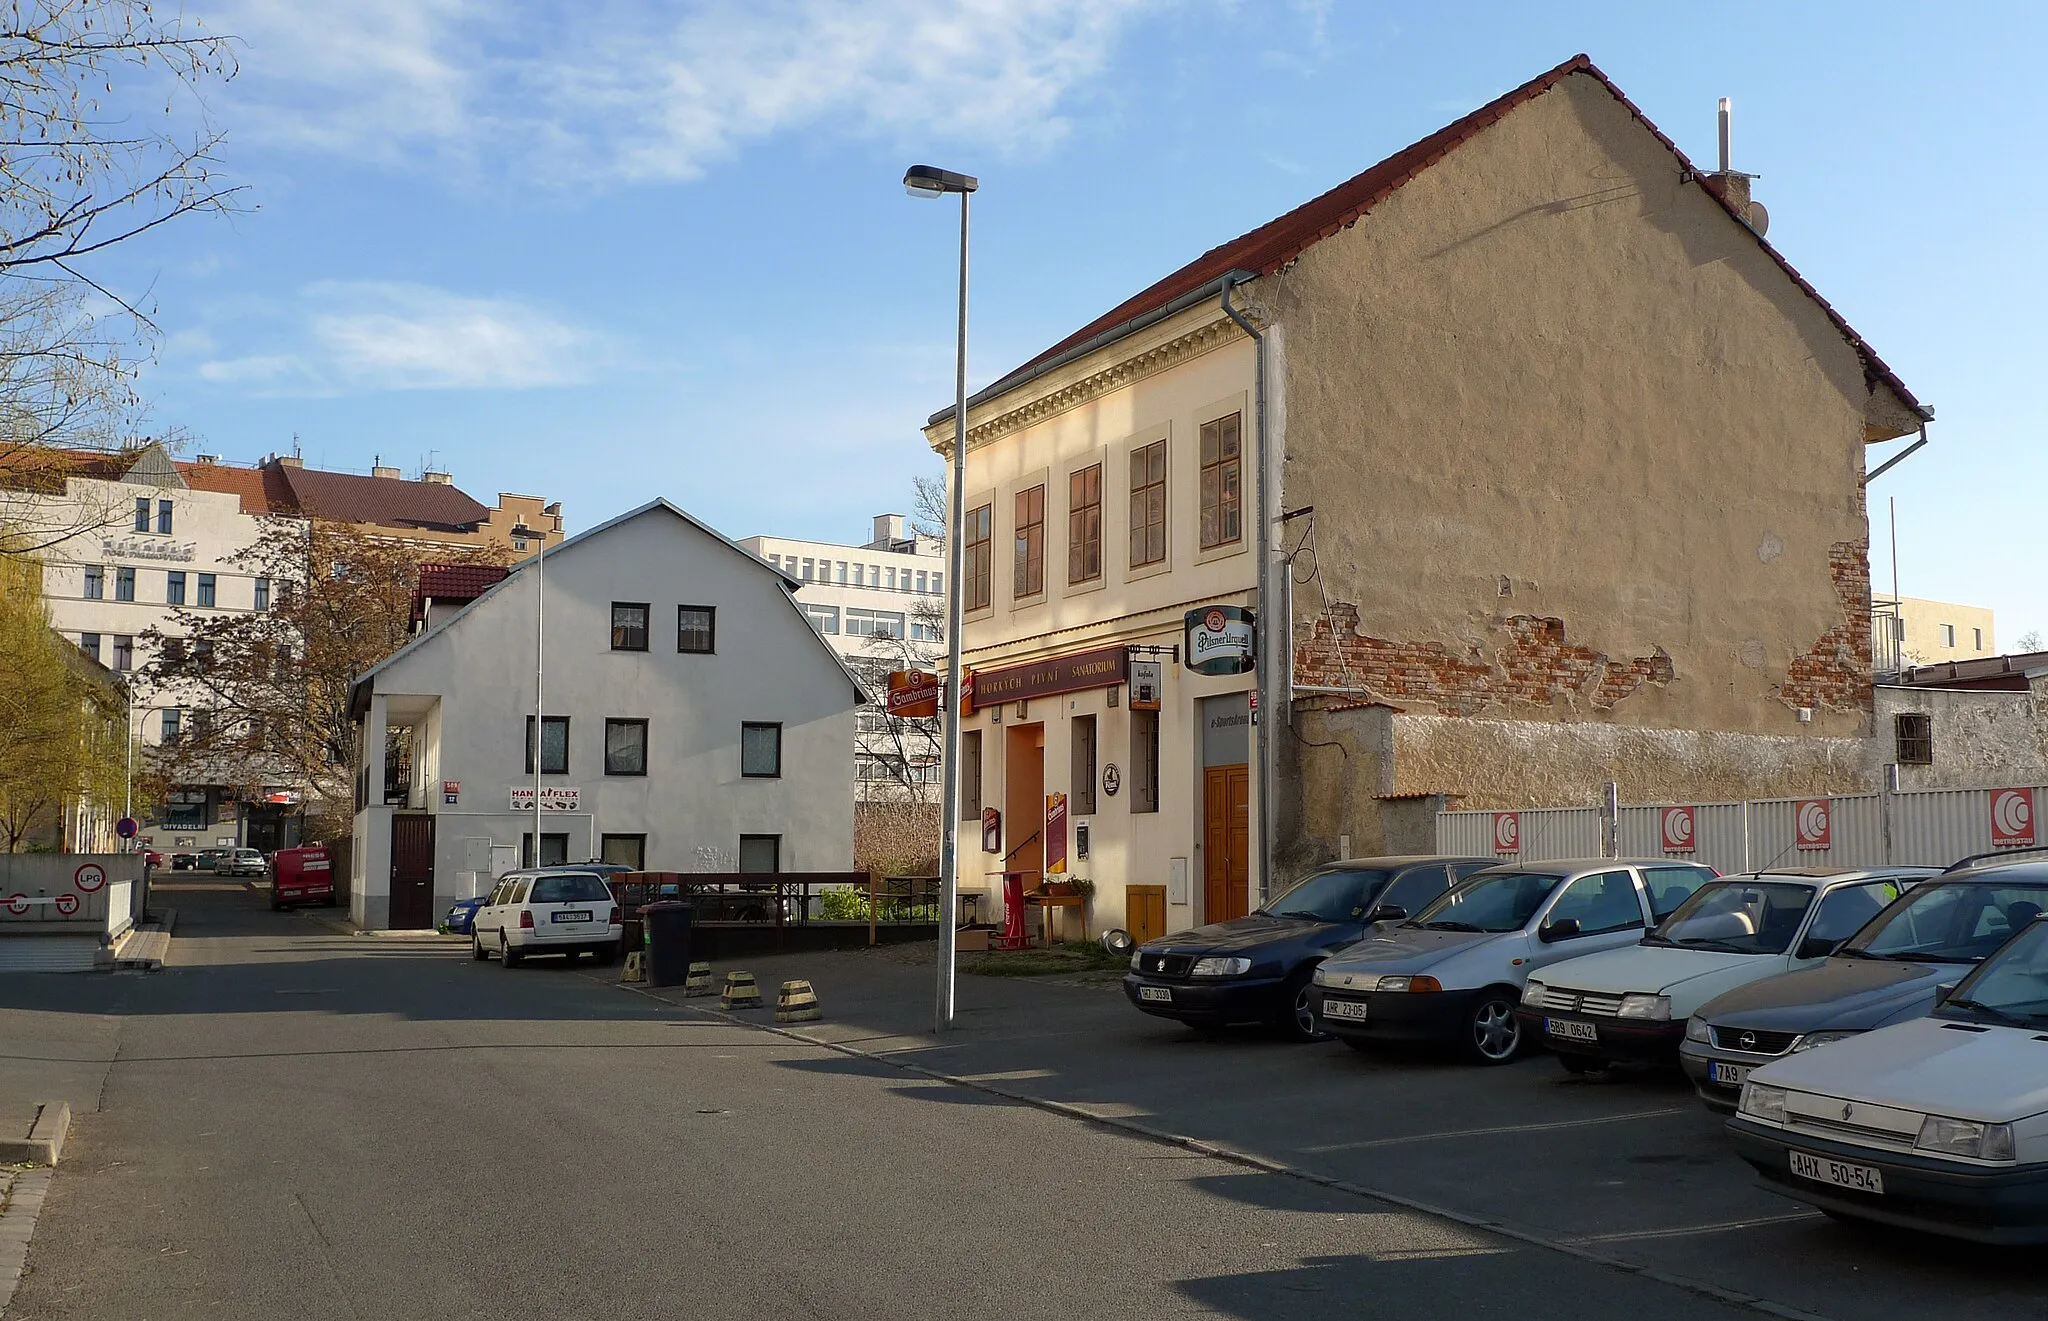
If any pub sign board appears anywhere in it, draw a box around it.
[1185,606,1256,676]
[971,646,1128,707]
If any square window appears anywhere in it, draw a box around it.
[524,715,570,774]
[1129,440,1167,567]
[739,834,780,873]
[112,635,133,670]
[741,722,782,778]
[1939,623,1956,648]
[157,499,173,534]
[678,605,716,653]
[78,632,100,662]
[600,834,646,870]
[82,566,103,599]
[1013,485,1045,598]
[254,577,270,610]
[1199,412,1244,549]
[166,571,186,605]
[804,603,839,635]
[133,497,149,532]
[611,601,650,651]
[1131,710,1160,813]
[521,833,570,867]
[197,573,216,608]
[1068,464,1102,584]
[115,567,135,602]
[604,718,648,775]
[1071,715,1097,815]
[1895,712,1933,766]
[964,504,992,610]
[161,708,181,744]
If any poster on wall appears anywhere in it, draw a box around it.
[1128,659,1162,711]
[1044,792,1068,875]
[981,807,1001,854]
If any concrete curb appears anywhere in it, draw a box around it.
[0,1104,68,1167]
[111,908,176,970]
[598,972,1837,1321]
[0,1166,53,1318]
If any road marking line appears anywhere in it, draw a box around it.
[1297,1107,1692,1152]
[1570,1212,1825,1245]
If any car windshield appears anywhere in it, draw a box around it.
[1259,869,1393,922]
[1846,882,2048,964]
[1411,872,1559,933]
[1943,918,2048,1026]
[528,874,612,904]
[1644,880,1815,954]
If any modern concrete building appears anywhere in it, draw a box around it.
[347,500,863,929]
[923,55,1928,943]
[1872,594,1996,674]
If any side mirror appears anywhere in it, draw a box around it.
[1796,935,1843,961]
[1366,904,1407,924]
[1539,917,1581,943]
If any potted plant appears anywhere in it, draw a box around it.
[1043,877,1076,897]
[1070,878,1096,902]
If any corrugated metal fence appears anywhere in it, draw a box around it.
[1439,785,2048,873]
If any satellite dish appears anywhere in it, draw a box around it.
[1746,201,1769,236]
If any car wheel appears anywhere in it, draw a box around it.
[472,935,488,962]
[499,934,521,968]
[1557,1053,1609,1076]
[1462,990,1523,1065]
[1273,968,1328,1042]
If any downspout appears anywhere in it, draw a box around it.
[1221,275,1277,905]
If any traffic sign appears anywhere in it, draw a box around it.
[73,863,106,892]
[115,816,138,839]
[54,893,79,916]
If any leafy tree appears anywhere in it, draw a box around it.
[0,547,124,850]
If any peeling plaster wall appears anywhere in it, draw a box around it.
[1263,70,1879,752]
[1872,685,2048,791]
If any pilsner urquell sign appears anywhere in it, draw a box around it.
[1184,605,1256,676]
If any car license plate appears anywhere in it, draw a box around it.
[550,910,593,923]
[1790,1150,1884,1195]
[1545,1017,1599,1042]
[1138,986,1172,1003]
[1322,998,1369,1022]
[1710,1062,1749,1086]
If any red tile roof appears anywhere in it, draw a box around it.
[276,464,491,532]
[411,562,510,628]
[177,461,298,516]
[986,54,1922,419]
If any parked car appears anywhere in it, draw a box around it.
[472,868,623,967]
[170,852,198,871]
[1521,867,1932,1074]
[1682,863,2048,1112]
[143,849,163,868]
[445,893,491,935]
[1313,859,1719,1063]
[215,847,268,877]
[193,849,225,872]
[1123,856,1499,1040]
[269,846,336,909]
[1727,912,2048,1243]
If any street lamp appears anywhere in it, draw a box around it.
[511,521,545,867]
[904,162,977,1032]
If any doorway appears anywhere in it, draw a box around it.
[1200,693,1251,923]
[1003,723,1046,880]
[390,813,435,929]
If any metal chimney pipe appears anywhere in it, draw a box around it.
[1717,97,1732,173]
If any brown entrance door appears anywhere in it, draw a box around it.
[1203,765,1250,922]
[1003,724,1046,880]
[390,813,435,929]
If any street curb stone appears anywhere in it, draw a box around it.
[0,1166,53,1319]
[597,971,1838,1321]
[0,1104,68,1167]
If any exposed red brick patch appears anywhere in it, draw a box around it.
[1780,540,1873,713]
[1297,604,1674,717]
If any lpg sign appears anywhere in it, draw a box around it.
[1492,812,1520,856]
[1794,799,1832,850]
[1991,788,2036,848]
[1660,807,1697,853]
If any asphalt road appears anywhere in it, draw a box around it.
[0,885,1774,1321]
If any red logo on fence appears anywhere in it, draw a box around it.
[1795,799,1832,850]
[1661,807,1697,853]
[1992,788,2035,848]
[1493,812,1520,855]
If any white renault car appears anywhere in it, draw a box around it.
[472,868,622,967]
[1728,913,2048,1243]
[1519,867,1931,1074]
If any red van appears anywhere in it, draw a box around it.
[270,846,337,910]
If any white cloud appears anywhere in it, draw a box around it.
[194,281,596,394]
[204,0,1155,181]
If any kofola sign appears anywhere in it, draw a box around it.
[971,645,1127,706]
[1185,605,1255,676]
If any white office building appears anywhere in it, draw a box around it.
[737,515,945,799]
[348,500,864,929]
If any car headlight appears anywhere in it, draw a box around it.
[1372,975,1442,993]
[1739,1083,1788,1123]
[1684,1015,1710,1044]
[1616,994,1672,1021]
[1311,965,1331,986]
[1190,956,1252,978]
[1790,1030,1860,1053]
[1521,980,1546,1005]
[1915,1115,2016,1162]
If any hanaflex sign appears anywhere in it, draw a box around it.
[1184,606,1255,677]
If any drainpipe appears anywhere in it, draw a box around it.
[1220,276,1277,905]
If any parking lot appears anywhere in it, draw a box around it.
[656,944,2047,1321]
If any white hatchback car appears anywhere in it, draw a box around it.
[472,868,622,967]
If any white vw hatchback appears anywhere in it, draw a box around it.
[1728,913,2048,1243]
[472,868,622,967]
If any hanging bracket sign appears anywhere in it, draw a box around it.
[1184,606,1256,676]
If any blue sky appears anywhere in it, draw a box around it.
[95,2,2048,638]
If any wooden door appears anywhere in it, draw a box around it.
[390,814,435,929]
[1126,884,1167,945]
[1003,725,1045,879]
[1203,765,1250,922]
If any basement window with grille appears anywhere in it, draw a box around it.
[1895,712,1933,767]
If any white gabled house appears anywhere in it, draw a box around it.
[347,499,864,929]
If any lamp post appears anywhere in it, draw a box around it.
[512,521,545,866]
[904,163,977,1032]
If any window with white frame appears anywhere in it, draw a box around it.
[804,603,840,635]
[845,607,904,639]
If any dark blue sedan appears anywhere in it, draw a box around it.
[445,894,490,934]
[1124,855,1499,1039]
